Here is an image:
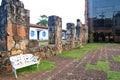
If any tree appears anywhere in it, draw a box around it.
[37,15,48,26]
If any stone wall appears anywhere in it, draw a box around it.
[48,16,62,53]
[0,0,88,72]
[0,0,29,51]
[66,23,75,48]
[76,19,81,45]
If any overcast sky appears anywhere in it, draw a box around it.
[0,0,85,29]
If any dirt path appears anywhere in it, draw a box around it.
[0,44,120,80]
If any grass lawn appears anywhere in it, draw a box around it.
[86,61,109,72]
[107,71,120,80]
[57,51,85,58]
[85,61,120,80]
[38,40,48,45]
[74,43,118,51]
[113,57,120,62]
[58,43,117,59]
[17,61,55,76]
[58,43,102,58]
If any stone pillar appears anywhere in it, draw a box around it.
[66,23,75,48]
[82,25,88,44]
[76,19,81,42]
[48,15,62,53]
[76,19,84,45]
[80,22,84,44]
[0,0,29,51]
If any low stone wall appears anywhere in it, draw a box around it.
[0,51,11,71]
[0,40,82,72]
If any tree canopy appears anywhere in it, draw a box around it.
[37,15,48,26]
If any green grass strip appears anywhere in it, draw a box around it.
[57,52,85,58]
[113,57,120,62]
[38,61,55,70]
[107,71,120,80]
[17,61,55,75]
[74,43,101,51]
[74,43,118,51]
[85,61,109,72]
[85,61,120,80]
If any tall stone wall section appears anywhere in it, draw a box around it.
[66,23,75,48]
[48,16,62,53]
[76,19,81,44]
[0,0,29,51]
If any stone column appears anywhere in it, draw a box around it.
[48,15,62,53]
[0,0,29,51]
[76,19,84,45]
[80,22,84,44]
[82,25,88,44]
[66,23,75,48]
[76,19,81,42]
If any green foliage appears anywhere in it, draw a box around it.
[85,61,109,72]
[108,71,120,80]
[113,57,120,62]
[38,61,55,70]
[17,61,55,76]
[75,43,118,51]
[62,43,118,59]
[37,15,48,26]
[103,43,118,47]
[88,33,94,43]
[57,52,85,58]
[74,43,105,51]
[38,40,48,43]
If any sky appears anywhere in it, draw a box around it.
[0,0,85,29]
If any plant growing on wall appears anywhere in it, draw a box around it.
[37,15,48,26]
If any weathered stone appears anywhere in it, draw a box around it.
[17,25,27,37]
[76,19,81,42]
[11,49,23,55]
[0,40,7,51]
[28,40,39,48]
[35,52,46,60]
[15,43,20,49]
[48,15,62,53]
[66,23,75,48]
[0,51,11,71]
[7,36,15,51]
[19,39,28,50]
[75,19,86,45]
[0,0,89,72]
[7,23,13,36]
[82,24,88,44]
[28,47,40,53]
[0,0,29,51]
[62,43,72,51]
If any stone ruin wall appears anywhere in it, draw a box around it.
[0,0,88,72]
[48,16,62,53]
[0,0,29,51]
[0,0,30,70]
[66,23,75,48]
